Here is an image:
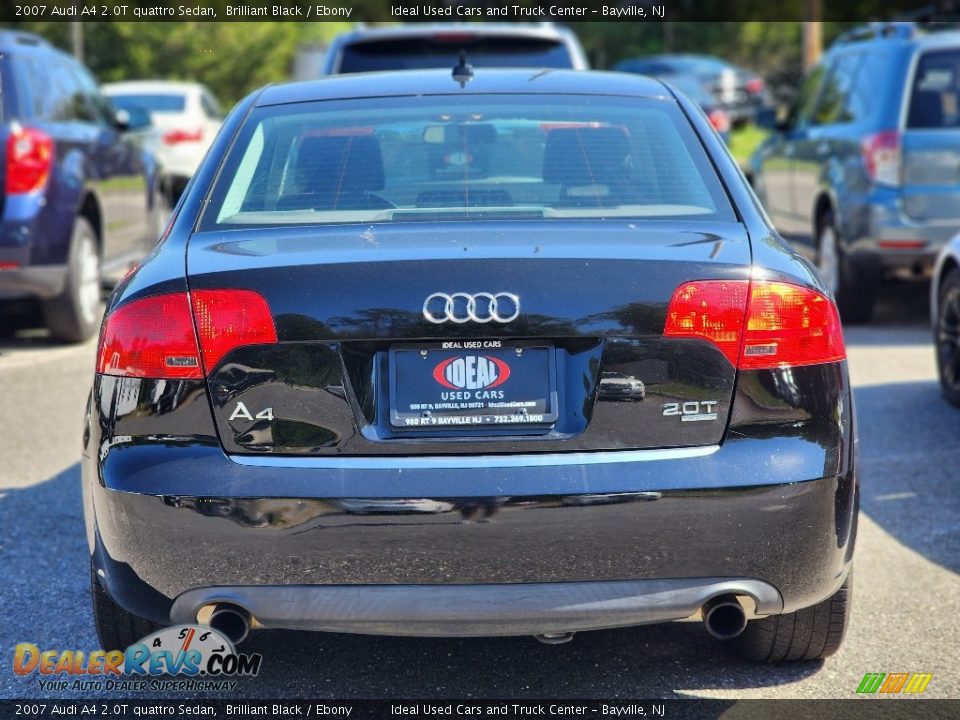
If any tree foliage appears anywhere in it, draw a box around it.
[9,21,350,105]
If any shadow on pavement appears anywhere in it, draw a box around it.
[0,464,823,699]
[854,380,960,574]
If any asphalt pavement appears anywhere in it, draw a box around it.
[0,284,957,701]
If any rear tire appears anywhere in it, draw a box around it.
[732,573,852,662]
[43,216,101,342]
[817,212,875,324]
[935,268,960,407]
[90,562,158,651]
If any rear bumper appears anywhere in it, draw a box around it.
[0,263,67,300]
[86,449,857,632]
[843,193,960,276]
[168,578,784,637]
[84,360,857,637]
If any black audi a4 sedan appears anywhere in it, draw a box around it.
[83,69,857,662]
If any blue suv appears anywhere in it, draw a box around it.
[750,22,960,322]
[0,31,161,341]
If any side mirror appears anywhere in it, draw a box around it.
[755,105,793,133]
[754,107,777,131]
[115,106,152,132]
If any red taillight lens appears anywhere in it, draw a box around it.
[664,280,846,370]
[740,281,846,369]
[6,126,54,194]
[878,239,925,250]
[708,109,731,134]
[745,77,765,95]
[861,130,901,187]
[161,128,204,145]
[663,280,748,366]
[191,289,277,373]
[96,290,276,379]
[97,293,202,379]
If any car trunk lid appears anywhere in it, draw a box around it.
[186,220,751,456]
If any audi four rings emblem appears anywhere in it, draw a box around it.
[423,292,521,324]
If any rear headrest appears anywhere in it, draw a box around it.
[293,135,385,195]
[543,127,631,186]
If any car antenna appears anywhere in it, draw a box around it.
[452,50,474,88]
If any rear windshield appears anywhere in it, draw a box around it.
[204,94,734,229]
[908,49,960,128]
[338,37,572,73]
[107,93,186,113]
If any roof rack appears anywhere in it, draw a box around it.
[835,22,917,44]
[0,30,49,47]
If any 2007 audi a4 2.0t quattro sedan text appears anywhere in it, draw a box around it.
[83,69,858,663]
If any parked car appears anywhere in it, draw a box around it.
[750,22,960,323]
[658,75,731,143]
[86,68,856,662]
[321,23,588,74]
[102,81,224,204]
[613,54,769,126]
[0,31,162,341]
[932,239,960,405]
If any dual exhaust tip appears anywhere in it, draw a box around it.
[202,595,747,647]
[202,604,252,645]
[701,595,748,641]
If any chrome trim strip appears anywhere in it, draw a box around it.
[229,445,719,470]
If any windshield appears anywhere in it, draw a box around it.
[107,93,186,113]
[204,94,734,229]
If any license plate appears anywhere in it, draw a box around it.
[389,341,557,429]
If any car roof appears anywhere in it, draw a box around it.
[101,80,207,94]
[0,30,50,51]
[255,69,670,107]
[333,23,577,44]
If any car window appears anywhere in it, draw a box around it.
[11,56,57,121]
[11,56,90,122]
[204,94,735,229]
[201,91,222,120]
[70,62,114,125]
[907,49,960,128]
[791,63,827,128]
[108,93,187,113]
[338,37,573,73]
[812,52,862,125]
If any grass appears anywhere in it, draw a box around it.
[728,124,770,168]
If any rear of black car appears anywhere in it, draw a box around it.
[83,71,857,662]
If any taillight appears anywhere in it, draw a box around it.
[745,77,765,96]
[708,109,731,134]
[97,293,203,379]
[664,280,846,370]
[162,128,203,145]
[861,130,901,187]
[191,290,277,373]
[5,126,54,194]
[96,290,276,379]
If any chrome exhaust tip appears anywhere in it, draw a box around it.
[702,595,748,640]
[205,604,252,645]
